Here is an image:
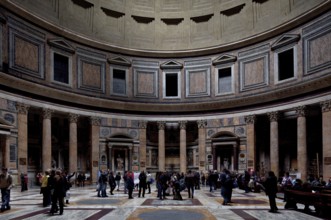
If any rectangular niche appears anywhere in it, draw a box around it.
[238,45,269,92]
[133,60,159,98]
[77,49,106,93]
[8,18,45,78]
[302,15,331,75]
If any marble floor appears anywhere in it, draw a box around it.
[1,184,329,220]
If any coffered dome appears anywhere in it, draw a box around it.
[4,0,329,57]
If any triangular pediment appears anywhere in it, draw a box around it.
[160,60,183,69]
[108,56,131,67]
[271,34,300,51]
[212,54,237,66]
[47,38,76,54]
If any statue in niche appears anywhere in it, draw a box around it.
[116,154,124,170]
[151,151,158,166]
[187,150,193,166]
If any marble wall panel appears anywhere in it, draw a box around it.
[8,16,45,78]
[243,58,265,86]
[309,32,331,68]
[185,59,211,97]
[77,49,106,93]
[133,60,158,98]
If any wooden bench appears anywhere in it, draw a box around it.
[285,189,331,217]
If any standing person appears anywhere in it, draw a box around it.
[264,171,279,213]
[243,170,251,193]
[185,170,195,199]
[108,171,116,195]
[41,170,51,207]
[138,170,147,198]
[146,171,152,194]
[115,172,121,191]
[209,170,218,192]
[0,168,13,212]
[220,169,233,205]
[50,170,67,215]
[281,172,292,201]
[21,172,28,192]
[123,171,128,194]
[127,171,134,199]
[100,171,108,197]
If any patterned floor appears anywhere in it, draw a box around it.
[0,184,329,220]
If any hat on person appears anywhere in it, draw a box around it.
[2,167,8,171]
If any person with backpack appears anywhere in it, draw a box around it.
[0,168,13,212]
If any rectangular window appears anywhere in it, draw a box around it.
[278,48,294,81]
[165,73,178,97]
[10,144,16,162]
[53,53,69,84]
[218,67,232,94]
[112,68,126,95]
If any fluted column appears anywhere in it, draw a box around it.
[245,115,256,171]
[321,101,331,181]
[295,106,307,181]
[69,113,79,174]
[139,121,147,170]
[16,103,29,176]
[268,111,279,177]
[90,116,101,183]
[42,108,53,171]
[179,121,187,173]
[198,120,207,171]
[157,121,165,171]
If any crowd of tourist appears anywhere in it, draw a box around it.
[1,166,331,216]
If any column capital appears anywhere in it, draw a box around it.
[244,115,256,124]
[42,108,54,119]
[16,103,30,115]
[68,113,79,123]
[267,111,279,122]
[90,116,101,126]
[157,121,165,130]
[320,100,331,112]
[295,106,307,117]
[138,120,147,129]
[197,120,207,128]
[179,121,187,129]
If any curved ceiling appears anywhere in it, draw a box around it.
[3,0,330,57]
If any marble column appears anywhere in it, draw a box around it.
[108,144,112,170]
[4,135,10,169]
[90,116,101,184]
[16,103,29,176]
[139,121,147,170]
[179,121,187,174]
[198,120,207,171]
[321,101,331,181]
[128,146,133,171]
[69,113,79,174]
[245,115,256,171]
[268,111,279,177]
[295,106,307,181]
[157,121,165,171]
[42,108,53,172]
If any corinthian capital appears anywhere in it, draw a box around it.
[139,121,147,129]
[90,116,101,126]
[179,121,187,130]
[295,106,307,117]
[42,108,54,119]
[69,113,79,123]
[16,103,30,115]
[321,100,331,113]
[244,115,256,124]
[267,111,279,122]
[197,120,207,128]
[157,121,165,130]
